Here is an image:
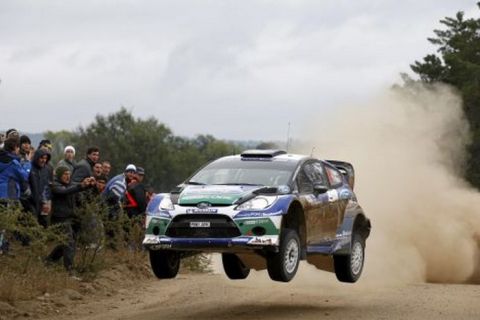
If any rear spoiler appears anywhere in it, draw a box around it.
[326,160,355,189]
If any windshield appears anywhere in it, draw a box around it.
[188,158,297,187]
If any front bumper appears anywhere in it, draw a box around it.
[143,234,279,251]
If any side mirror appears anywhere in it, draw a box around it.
[313,183,328,194]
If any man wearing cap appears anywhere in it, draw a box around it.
[57,145,76,173]
[124,166,148,218]
[72,146,99,184]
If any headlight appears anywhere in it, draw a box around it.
[236,196,277,211]
[159,197,174,211]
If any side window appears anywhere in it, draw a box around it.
[325,166,344,187]
[311,162,327,184]
[296,166,313,194]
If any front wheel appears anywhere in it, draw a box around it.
[333,233,365,283]
[222,253,250,280]
[267,228,300,282]
[149,249,180,279]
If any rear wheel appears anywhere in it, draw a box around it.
[267,228,300,282]
[149,249,180,279]
[334,232,365,283]
[222,253,250,280]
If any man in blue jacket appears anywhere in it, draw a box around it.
[0,137,30,204]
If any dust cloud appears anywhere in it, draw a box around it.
[300,83,480,284]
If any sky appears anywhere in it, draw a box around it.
[0,0,477,141]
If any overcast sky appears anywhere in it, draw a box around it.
[0,0,477,141]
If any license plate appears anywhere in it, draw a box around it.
[189,221,210,228]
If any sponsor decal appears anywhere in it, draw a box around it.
[327,190,339,202]
[181,194,236,201]
[243,219,270,225]
[248,237,275,245]
[143,235,160,244]
[306,194,317,203]
[234,210,283,218]
[336,230,352,239]
[185,208,218,214]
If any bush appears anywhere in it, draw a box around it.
[0,197,211,303]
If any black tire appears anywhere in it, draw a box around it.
[222,253,250,280]
[334,232,365,283]
[267,228,301,282]
[149,249,180,279]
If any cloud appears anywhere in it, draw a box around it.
[0,0,477,139]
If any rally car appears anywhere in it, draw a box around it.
[143,149,371,282]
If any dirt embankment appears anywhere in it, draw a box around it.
[38,269,480,320]
[0,260,152,320]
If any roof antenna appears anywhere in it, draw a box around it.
[286,122,291,152]
[310,147,316,157]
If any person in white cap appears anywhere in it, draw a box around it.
[57,145,76,173]
[103,164,136,220]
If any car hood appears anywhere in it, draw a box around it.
[177,185,259,206]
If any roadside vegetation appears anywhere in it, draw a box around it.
[0,200,210,306]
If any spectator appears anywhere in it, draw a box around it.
[29,148,52,227]
[124,167,148,218]
[145,185,155,204]
[101,161,111,178]
[95,175,107,194]
[93,162,103,179]
[71,146,99,184]
[38,139,54,184]
[19,135,32,174]
[5,128,19,139]
[46,166,93,272]
[0,129,19,151]
[103,164,136,219]
[125,164,137,185]
[57,145,76,173]
[0,137,30,204]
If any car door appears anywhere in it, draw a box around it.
[324,164,349,232]
[295,161,331,245]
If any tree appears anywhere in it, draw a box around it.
[46,108,245,192]
[410,3,480,187]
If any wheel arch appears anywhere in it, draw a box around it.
[281,200,307,255]
[334,207,371,255]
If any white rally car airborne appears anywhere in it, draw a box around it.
[143,150,371,282]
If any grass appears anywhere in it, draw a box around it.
[0,201,211,305]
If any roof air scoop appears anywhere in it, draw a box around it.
[240,149,287,159]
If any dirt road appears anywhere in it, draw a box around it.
[46,263,480,320]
